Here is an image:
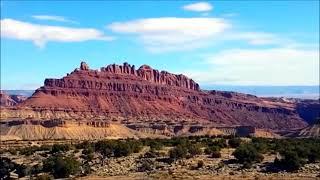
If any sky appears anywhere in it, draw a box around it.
[1,1,319,90]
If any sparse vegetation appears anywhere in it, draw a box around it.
[1,136,319,179]
[43,155,80,178]
[187,143,202,156]
[228,137,242,148]
[169,145,188,160]
[233,144,264,168]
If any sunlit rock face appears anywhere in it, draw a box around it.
[2,62,308,130]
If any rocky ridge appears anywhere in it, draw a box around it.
[0,91,27,106]
[0,62,309,130]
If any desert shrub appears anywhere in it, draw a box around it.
[113,142,132,157]
[31,164,42,175]
[38,145,52,152]
[81,148,94,162]
[228,138,242,148]
[149,141,164,150]
[94,139,142,158]
[211,139,227,148]
[170,137,189,146]
[204,145,220,155]
[0,157,15,179]
[252,141,269,154]
[75,140,92,150]
[126,139,143,153]
[20,146,42,156]
[251,137,275,154]
[144,149,159,158]
[211,151,222,158]
[82,146,94,155]
[0,157,34,178]
[308,146,320,163]
[274,150,304,172]
[197,160,204,169]
[95,140,115,157]
[15,164,32,178]
[233,144,263,168]
[50,144,72,154]
[42,155,80,178]
[188,143,202,156]
[169,145,188,160]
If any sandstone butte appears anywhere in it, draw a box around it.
[0,62,310,130]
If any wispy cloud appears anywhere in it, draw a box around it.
[223,32,289,46]
[185,48,319,86]
[108,17,230,52]
[182,2,213,12]
[32,15,78,24]
[107,16,296,52]
[1,18,113,48]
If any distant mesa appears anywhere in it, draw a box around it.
[0,91,27,107]
[0,61,316,134]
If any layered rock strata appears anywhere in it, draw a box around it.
[1,62,308,130]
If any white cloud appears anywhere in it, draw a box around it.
[32,15,77,24]
[183,2,213,12]
[1,18,113,47]
[107,17,292,52]
[108,17,230,52]
[184,48,319,85]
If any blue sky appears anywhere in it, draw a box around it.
[1,1,319,90]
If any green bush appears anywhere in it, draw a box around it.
[274,150,304,172]
[204,145,220,155]
[113,142,132,157]
[212,139,227,148]
[228,138,242,148]
[169,145,188,160]
[149,140,164,150]
[95,140,115,157]
[19,145,52,156]
[94,140,142,158]
[233,144,263,168]
[188,143,202,156]
[50,144,71,154]
[42,155,80,178]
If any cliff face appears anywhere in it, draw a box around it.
[296,100,320,124]
[0,91,27,106]
[1,62,308,130]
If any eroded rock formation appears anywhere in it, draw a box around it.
[1,62,309,130]
[0,91,27,106]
